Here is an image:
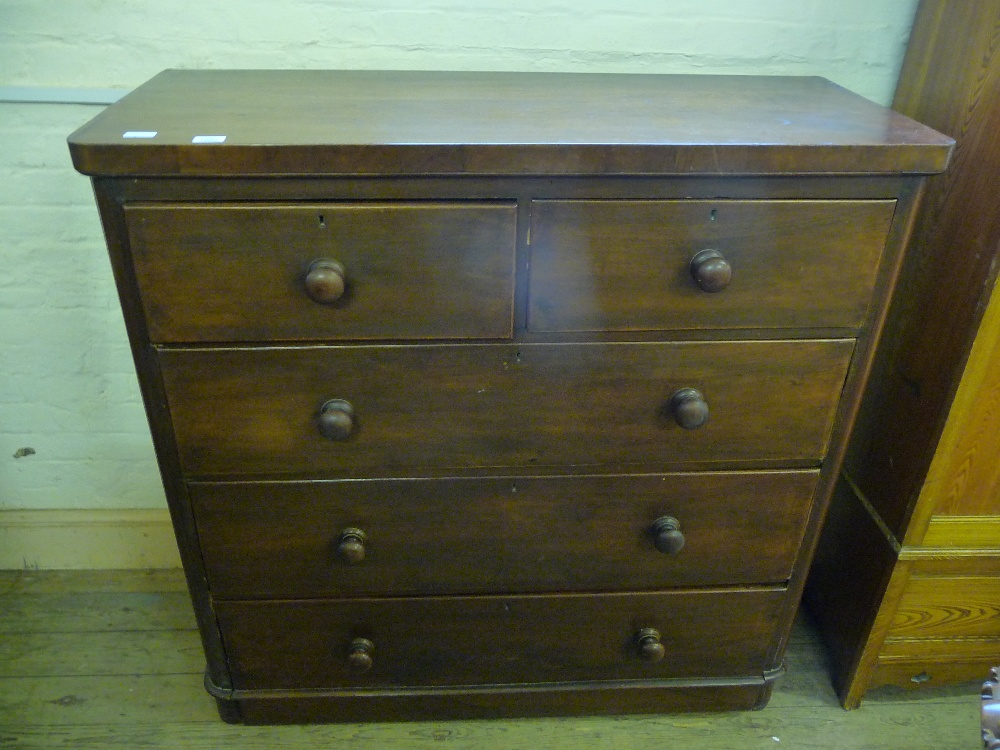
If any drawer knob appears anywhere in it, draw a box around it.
[668,388,709,430]
[318,399,355,441]
[636,627,666,663]
[336,528,367,564]
[305,259,346,304]
[690,249,732,293]
[346,637,375,673]
[650,516,686,555]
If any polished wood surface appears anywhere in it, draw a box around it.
[159,340,853,477]
[126,203,516,342]
[67,71,952,177]
[529,200,894,333]
[805,0,1000,709]
[190,471,818,598]
[214,589,785,689]
[70,70,949,721]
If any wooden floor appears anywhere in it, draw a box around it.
[0,569,982,749]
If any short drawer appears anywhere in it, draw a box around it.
[125,202,516,342]
[528,200,894,333]
[215,588,786,690]
[160,340,854,478]
[191,470,818,599]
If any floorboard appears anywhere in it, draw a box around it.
[0,570,983,749]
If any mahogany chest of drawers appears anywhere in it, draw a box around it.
[68,70,951,723]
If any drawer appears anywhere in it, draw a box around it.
[160,340,854,477]
[215,588,786,689]
[125,202,517,342]
[528,200,894,333]
[191,470,819,598]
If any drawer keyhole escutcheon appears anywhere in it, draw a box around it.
[304,258,347,304]
[346,637,375,673]
[336,528,367,564]
[668,388,709,430]
[318,399,355,441]
[650,516,686,555]
[636,628,666,663]
[690,249,732,293]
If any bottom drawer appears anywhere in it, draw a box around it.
[216,588,786,690]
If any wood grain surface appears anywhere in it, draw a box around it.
[159,340,853,478]
[126,202,517,342]
[67,71,952,177]
[528,200,894,333]
[190,470,819,598]
[214,588,786,690]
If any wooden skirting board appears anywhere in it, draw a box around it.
[0,509,181,569]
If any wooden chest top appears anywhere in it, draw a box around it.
[68,70,952,177]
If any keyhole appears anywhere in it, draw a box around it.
[709,209,717,221]
[318,214,326,227]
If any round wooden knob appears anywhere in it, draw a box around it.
[346,637,374,673]
[318,399,355,441]
[668,388,709,430]
[650,516,685,555]
[304,259,346,304]
[690,249,732,293]
[337,528,367,564]
[636,627,666,663]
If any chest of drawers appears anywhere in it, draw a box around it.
[68,70,951,723]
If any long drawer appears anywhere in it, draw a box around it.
[191,470,819,598]
[125,202,517,342]
[215,588,787,690]
[528,199,894,333]
[159,340,854,478]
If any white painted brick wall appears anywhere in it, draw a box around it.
[0,0,919,510]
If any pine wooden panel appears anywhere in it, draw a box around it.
[880,637,1000,661]
[913,273,1000,524]
[920,516,1000,548]
[889,576,1000,639]
[869,659,1000,694]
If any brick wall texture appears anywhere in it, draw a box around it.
[0,0,918,509]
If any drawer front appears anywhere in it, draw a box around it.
[191,470,819,598]
[125,202,517,342]
[160,340,854,477]
[528,200,894,333]
[216,588,786,689]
